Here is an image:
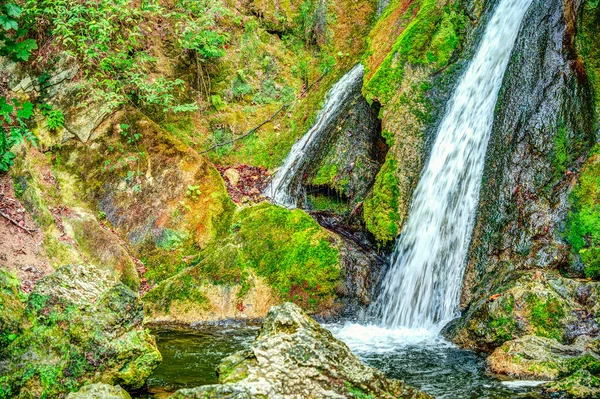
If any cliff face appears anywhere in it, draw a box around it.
[446,0,600,353]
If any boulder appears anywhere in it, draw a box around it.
[543,370,600,399]
[66,384,132,399]
[0,265,161,398]
[171,302,432,399]
[486,335,600,380]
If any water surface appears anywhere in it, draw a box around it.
[134,325,542,399]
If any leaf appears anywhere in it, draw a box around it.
[0,15,18,31]
[4,3,22,18]
[16,102,33,119]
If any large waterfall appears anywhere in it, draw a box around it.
[264,64,364,208]
[374,0,533,331]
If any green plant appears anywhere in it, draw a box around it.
[186,184,201,200]
[0,2,37,61]
[210,94,227,111]
[40,104,64,131]
[0,98,37,172]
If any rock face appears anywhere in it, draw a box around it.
[460,0,596,313]
[66,384,132,399]
[0,265,161,398]
[171,302,432,399]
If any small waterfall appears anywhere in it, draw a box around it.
[375,0,533,331]
[264,64,364,208]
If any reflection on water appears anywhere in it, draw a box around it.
[133,324,543,399]
[132,326,259,399]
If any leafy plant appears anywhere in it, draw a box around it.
[0,98,37,172]
[40,104,64,131]
[186,184,201,200]
[0,2,37,61]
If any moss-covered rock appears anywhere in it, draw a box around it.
[487,335,600,380]
[544,370,600,399]
[0,265,161,398]
[361,0,478,244]
[0,270,27,356]
[566,146,600,280]
[446,272,600,352]
[170,302,432,399]
[144,202,342,322]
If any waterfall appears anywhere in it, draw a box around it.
[264,64,364,208]
[375,0,533,331]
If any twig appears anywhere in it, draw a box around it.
[0,211,38,234]
[200,104,289,154]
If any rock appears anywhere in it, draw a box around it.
[171,302,432,399]
[486,335,600,380]
[459,0,596,345]
[0,265,161,398]
[543,370,600,399]
[66,383,132,399]
[224,168,241,187]
[445,272,600,352]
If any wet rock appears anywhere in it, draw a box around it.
[487,335,600,380]
[543,370,600,399]
[66,384,132,399]
[460,0,596,314]
[171,302,431,399]
[0,265,161,398]
[446,272,600,352]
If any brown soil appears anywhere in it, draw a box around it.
[0,173,53,292]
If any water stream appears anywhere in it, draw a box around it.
[373,0,534,330]
[263,64,365,207]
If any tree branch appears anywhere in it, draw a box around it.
[0,211,38,234]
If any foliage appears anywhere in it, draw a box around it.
[0,98,37,172]
[39,103,64,131]
[567,146,600,279]
[0,2,37,61]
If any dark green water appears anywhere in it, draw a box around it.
[133,325,542,399]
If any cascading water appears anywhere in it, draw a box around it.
[264,64,364,208]
[373,0,534,331]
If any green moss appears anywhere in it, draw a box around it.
[364,1,466,104]
[307,194,349,214]
[312,163,339,187]
[0,270,27,355]
[566,146,600,279]
[145,202,342,313]
[577,1,600,128]
[487,295,517,343]
[363,157,400,244]
[235,202,340,309]
[526,294,565,341]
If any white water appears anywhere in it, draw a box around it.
[264,64,364,208]
[373,0,533,331]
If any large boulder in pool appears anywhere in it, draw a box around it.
[66,383,132,399]
[171,302,432,399]
[0,265,162,398]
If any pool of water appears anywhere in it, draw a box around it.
[133,324,543,399]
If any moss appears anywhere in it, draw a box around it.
[526,294,565,341]
[307,193,350,214]
[577,1,600,128]
[363,157,400,244]
[364,0,466,104]
[235,202,340,310]
[0,270,27,356]
[1,266,161,398]
[566,146,600,279]
[145,202,342,314]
